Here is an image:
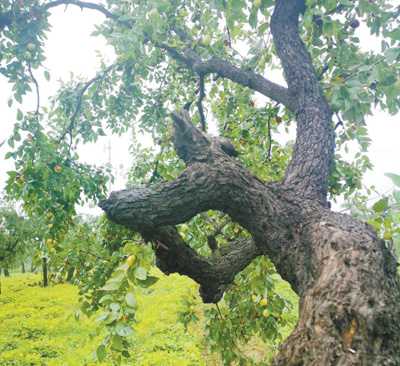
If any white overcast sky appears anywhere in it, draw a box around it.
[0,6,399,215]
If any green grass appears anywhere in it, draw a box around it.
[0,270,298,365]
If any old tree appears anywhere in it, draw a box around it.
[2,0,400,364]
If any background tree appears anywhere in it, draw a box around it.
[1,0,400,365]
[0,197,42,276]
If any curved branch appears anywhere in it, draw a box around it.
[44,0,132,29]
[143,226,262,303]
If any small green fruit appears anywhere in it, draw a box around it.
[260,298,268,307]
[27,43,35,51]
[203,35,212,46]
[258,59,265,69]
[24,51,32,59]
[254,0,262,8]
[263,309,270,318]
[149,8,158,19]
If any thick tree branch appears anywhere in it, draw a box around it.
[142,226,262,303]
[271,0,335,203]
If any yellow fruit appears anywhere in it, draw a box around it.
[126,255,136,267]
[260,298,268,307]
[50,248,56,254]
[252,294,257,302]
[182,224,188,232]
[254,0,262,8]
[24,51,32,59]
[53,240,57,244]
[48,224,53,229]
[233,228,239,233]
[47,211,53,217]
[206,320,211,326]
[190,305,195,311]
[27,43,35,51]
[46,239,52,244]
[263,309,270,318]
[203,35,212,46]
[258,59,265,69]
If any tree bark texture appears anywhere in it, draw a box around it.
[100,0,400,364]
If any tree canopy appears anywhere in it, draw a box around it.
[1,0,400,365]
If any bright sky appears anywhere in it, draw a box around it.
[0,5,399,216]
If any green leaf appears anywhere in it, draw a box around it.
[125,292,138,309]
[393,190,400,206]
[5,152,12,160]
[116,324,134,336]
[8,138,14,148]
[44,70,50,81]
[96,345,107,363]
[367,220,381,230]
[135,267,147,280]
[100,282,120,291]
[17,109,23,121]
[99,294,113,304]
[385,173,400,188]
[7,98,13,107]
[14,93,22,104]
[384,47,400,63]
[137,276,159,288]
[372,197,388,213]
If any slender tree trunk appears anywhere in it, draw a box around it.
[4,269,10,277]
[21,261,25,273]
[30,261,35,273]
[42,258,48,287]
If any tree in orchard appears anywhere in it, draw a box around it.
[1,0,400,364]
[0,197,42,276]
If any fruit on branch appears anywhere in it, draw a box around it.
[263,309,270,318]
[20,174,26,182]
[46,239,53,244]
[126,255,136,266]
[258,59,265,69]
[47,211,53,217]
[260,298,268,306]
[27,43,35,51]
[48,224,53,229]
[24,51,32,59]
[54,165,62,173]
[149,9,158,19]
[254,0,262,8]
[50,248,56,254]
[276,116,282,123]
[349,19,360,28]
[203,35,212,46]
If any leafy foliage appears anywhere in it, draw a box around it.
[1,0,400,364]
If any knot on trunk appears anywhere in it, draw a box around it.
[170,109,239,164]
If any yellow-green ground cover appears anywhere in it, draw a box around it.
[0,270,297,365]
[0,270,207,366]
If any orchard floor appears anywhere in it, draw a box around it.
[0,270,297,365]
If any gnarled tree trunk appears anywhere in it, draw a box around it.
[100,0,400,364]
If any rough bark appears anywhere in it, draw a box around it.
[99,0,400,364]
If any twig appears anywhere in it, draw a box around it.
[45,0,132,29]
[79,250,109,261]
[323,58,386,91]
